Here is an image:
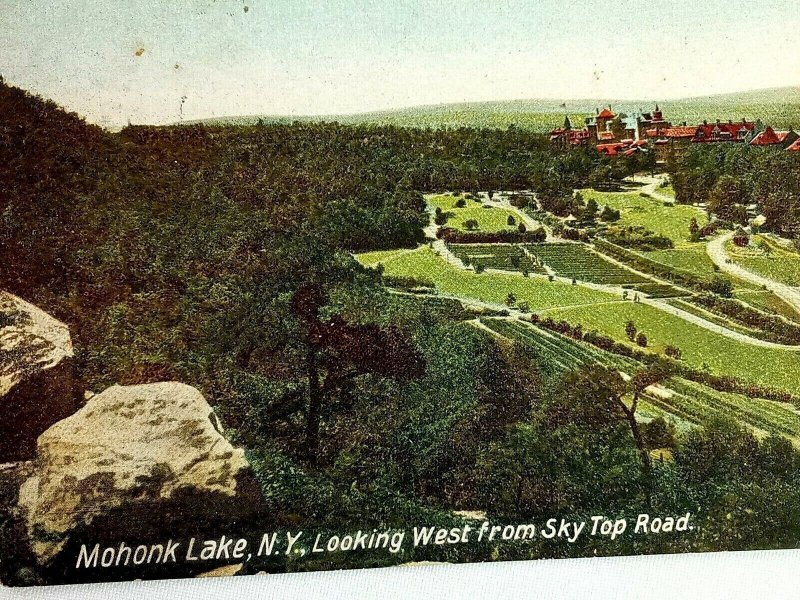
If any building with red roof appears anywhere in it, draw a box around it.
[549,115,591,148]
[788,138,800,152]
[647,126,697,161]
[597,107,616,120]
[693,119,756,143]
[750,126,798,148]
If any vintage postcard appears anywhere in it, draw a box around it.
[2,0,800,588]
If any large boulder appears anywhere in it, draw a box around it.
[18,382,262,574]
[0,292,76,461]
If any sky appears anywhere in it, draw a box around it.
[2,0,800,127]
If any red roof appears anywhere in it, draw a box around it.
[598,131,616,141]
[694,121,755,143]
[597,108,616,119]
[788,138,800,152]
[750,126,782,146]
[647,126,696,139]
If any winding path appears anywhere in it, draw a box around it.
[415,197,800,350]
[706,232,800,314]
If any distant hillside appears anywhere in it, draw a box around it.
[192,86,800,132]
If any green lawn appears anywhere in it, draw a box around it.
[581,189,708,247]
[726,238,800,287]
[428,194,521,233]
[546,301,800,395]
[484,318,800,442]
[642,247,719,278]
[359,245,800,396]
[633,246,757,291]
[735,290,800,322]
[356,246,618,311]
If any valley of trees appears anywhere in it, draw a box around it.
[4,79,800,581]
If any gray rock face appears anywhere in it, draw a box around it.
[0,292,76,461]
[18,382,261,568]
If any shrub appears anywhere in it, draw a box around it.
[464,219,479,231]
[507,215,516,226]
[643,417,677,449]
[702,275,733,298]
[599,205,620,222]
[518,222,527,234]
[625,320,637,341]
[454,198,467,208]
[437,227,546,244]
[636,332,648,347]
[664,345,682,360]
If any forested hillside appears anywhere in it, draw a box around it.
[5,80,800,584]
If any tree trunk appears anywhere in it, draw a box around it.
[304,348,322,464]
[619,395,652,500]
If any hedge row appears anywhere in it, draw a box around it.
[437,227,547,244]
[529,314,800,405]
[691,293,800,345]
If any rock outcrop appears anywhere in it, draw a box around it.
[18,382,261,570]
[0,292,76,461]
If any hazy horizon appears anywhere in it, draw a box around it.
[3,0,800,127]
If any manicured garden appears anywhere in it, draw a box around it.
[428,194,522,233]
[482,317,800,443]
[356,246,619,311]
[448,244,546,274]
[545,301,800,395]
[523,242,649,285]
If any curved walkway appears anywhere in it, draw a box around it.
[643,297,800,351]
[625,174,674,204]
[416,199,800,349]
[707,232,800,314]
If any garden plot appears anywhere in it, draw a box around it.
[524,243,649,285]
[449,244,547,274]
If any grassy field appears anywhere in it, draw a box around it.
[428,194,521,233]
[523,243,649,285]
[735,290,800,322]
[642,247,719,278]
[580,189,708,246]
[356,246,618,311]
[726,238,800,287]
[358,246,800,394]
[483,318,800,441]
[545,301,800,395]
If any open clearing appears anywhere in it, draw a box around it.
[356,246,619,311]
[427,194,522,233]
[726,237,800,287]
[581,189,708,246]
